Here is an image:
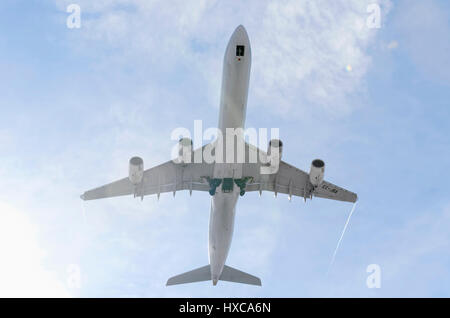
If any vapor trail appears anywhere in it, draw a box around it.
[326,202,357,275]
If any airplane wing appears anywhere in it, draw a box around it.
[242,143,357,203]
[81,141,357,203]
[81,146,214,201]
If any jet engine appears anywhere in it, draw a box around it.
[309,159,325,187]
[178,137,193,164]
[129,156,144,185]
[267,139,283,163]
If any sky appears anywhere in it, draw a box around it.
[0,0,449,297]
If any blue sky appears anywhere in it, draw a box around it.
[0,0,449,297]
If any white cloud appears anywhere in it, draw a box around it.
[0,202,70,297]
[252,0,392,116]
[56,0,392,117]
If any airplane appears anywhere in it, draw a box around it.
[80,25,358,287]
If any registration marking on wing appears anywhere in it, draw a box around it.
[321,184,338,194]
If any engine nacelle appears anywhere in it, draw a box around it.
[309,159,325,187]
[267,139,283,163]
[178,138,193,164]
[129,156,144,185]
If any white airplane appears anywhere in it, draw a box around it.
[81,25,357,287]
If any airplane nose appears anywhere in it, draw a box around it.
[232,25,249,42]
[235,24,246,34]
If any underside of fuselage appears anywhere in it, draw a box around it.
[166,25,259,286]
[209,183,239,284]
[208,25,252,284]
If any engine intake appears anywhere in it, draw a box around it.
[309,159,325,187]
[129,156,144,185]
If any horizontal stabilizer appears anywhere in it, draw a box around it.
[220,265,261,286]
[166,265,211,286]
[166,264,261,286]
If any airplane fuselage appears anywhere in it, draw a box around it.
[209,25,251,285]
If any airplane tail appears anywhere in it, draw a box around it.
[166,265,261,286]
